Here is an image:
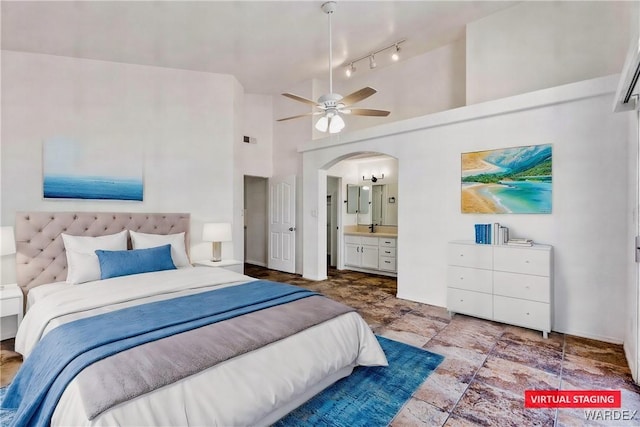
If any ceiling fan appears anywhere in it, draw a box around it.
[277,1,390,134]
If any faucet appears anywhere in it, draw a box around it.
[369,223,375,233]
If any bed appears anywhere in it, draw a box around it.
[3,212,387,426]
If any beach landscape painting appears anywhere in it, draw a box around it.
[43,137,143,201]
[461,144,552,214]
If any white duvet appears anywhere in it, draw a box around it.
[16,267,387,426]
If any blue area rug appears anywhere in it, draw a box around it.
[0,336,443,427]
[275,335,444,427]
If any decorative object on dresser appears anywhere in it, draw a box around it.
[461,144,552,214]
[447,241,552,338]
[202,222,232,262]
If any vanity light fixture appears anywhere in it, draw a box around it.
[363,174,384,183]
[344,39,406,77]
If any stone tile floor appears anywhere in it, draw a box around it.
[245,264,640,426]
[2,264,639,426]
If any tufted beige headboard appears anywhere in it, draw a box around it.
[15,212,190,294]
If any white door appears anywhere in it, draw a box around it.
[268,175,296,273]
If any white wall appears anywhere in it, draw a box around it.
[625,108,639,380]
[239,94,273,178]
[466,1,634,105]
[301,75,631,343]
[1,50,240,283]
[332,38,466,134]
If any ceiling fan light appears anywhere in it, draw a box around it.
[329,114,345,133]
[315,115,329,132]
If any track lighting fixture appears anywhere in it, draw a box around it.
[344,39,405,77]
[363,174,384,183]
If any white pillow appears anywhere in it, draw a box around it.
[129,230,191,268]
[62,230,128,284]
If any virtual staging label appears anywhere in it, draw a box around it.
[525,390,621,408]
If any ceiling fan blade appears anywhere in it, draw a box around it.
[276,112,322,122]
[281,93,319,107]
[340,87,377,106]
[343,108,390,117]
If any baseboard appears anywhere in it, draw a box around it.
[245,259,266,267]
[550,327,623,345]
[623,342,638,383]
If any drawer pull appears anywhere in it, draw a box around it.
[385,251,391,254]
[525,260,530,264]
[460,254,464,257]
[460,299,464,302]
[526,312,530,315]
[385,261,391,264]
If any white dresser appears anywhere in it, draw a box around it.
[447,241,553,338]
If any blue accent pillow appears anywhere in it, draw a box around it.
[95,244,176,280]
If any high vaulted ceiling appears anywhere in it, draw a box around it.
[1,1,518,95]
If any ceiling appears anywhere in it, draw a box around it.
[1,1,518,95]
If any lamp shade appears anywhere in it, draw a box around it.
[1,226,16,256]
[202,223,232,242]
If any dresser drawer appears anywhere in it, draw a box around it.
[1,297,21,317]
[447,243,492,269]
[379,238,396,248]
[379,257,397,272]
[447,266,493,293]
[447,288,493,320]
[493,246,550,276]
[493,271,550,303]
[493,296,550,331]
[379,247,396,257]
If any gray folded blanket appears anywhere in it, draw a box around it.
[76,295,354,419]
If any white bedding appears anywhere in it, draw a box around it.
[16,267,387,426]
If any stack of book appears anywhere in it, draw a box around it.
[507,238,534,247]
[474,223,510,245]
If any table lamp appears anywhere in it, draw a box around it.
[202,223,232,262]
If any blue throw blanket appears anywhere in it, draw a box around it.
[2,280,316,427]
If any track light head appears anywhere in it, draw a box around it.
[369,55,376,69]
[391,44,400,61]
[345,63,355,77]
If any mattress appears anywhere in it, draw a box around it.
[10,267,387,426]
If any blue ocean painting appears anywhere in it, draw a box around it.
[43,137,144,201]
[44,175,143,201]
[461,144,552,214]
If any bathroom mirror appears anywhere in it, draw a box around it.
[358,183,398,226]
[346,184,359,214]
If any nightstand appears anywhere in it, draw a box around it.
[193,259,244,274]
[1,284,23,340]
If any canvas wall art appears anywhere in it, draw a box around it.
[461,144,552,214]
[43,137,143,201]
